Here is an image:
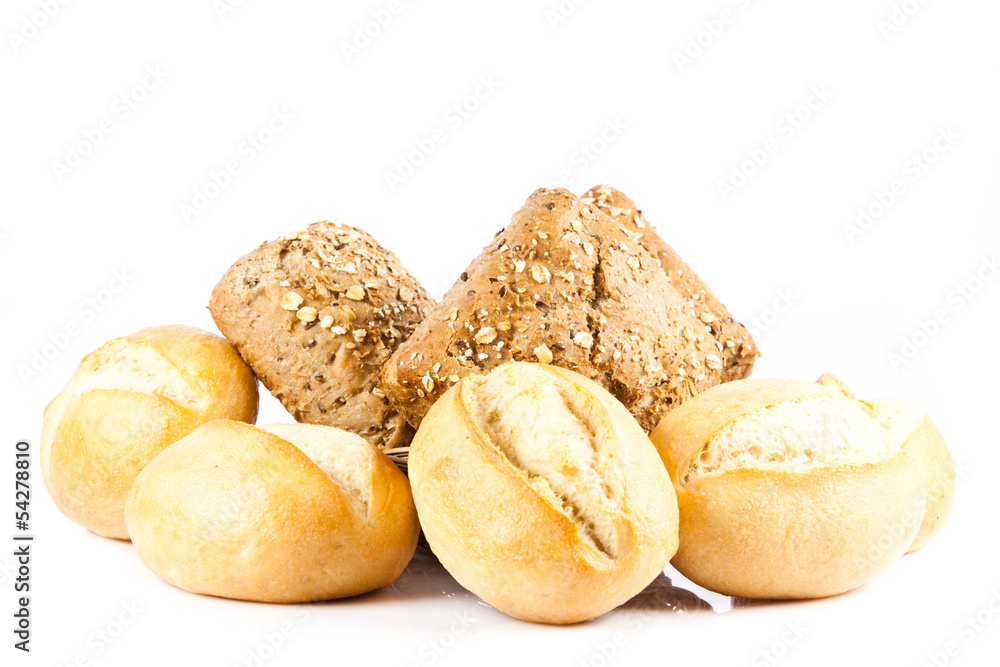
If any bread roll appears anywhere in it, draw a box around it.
[649,376,950,599]
[581,185,757,382]
[125,420,419,603]
[408,362,679,624]
[381,187,756,434]
[41,325,258,539]
[210,221,434,457]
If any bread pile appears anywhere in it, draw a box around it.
[40,184,955,624]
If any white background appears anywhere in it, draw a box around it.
[3,1,999,665]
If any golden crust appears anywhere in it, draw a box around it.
[672,461,923,599]
[125,420,419,603]
[408,362,678,624]
[40,325,258,539]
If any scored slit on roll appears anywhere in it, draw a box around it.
[682,396,895,484]
[70,342,202,408]
[466,364,624,559]
[259,423,377,518]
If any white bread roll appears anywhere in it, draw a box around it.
[408,362,679,624]
[41,325,259,539]
[125,420,419,603]
[650,376,953,599]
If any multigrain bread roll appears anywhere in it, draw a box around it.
[582,185,757,382]
[125,420,419,603]
[40,326,258,539]
[210,221,434,456]
[380,187,756,433]
[408,362,679,624]
[649,376,954,599]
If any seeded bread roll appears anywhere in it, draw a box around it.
[210,221,434,456]
[40,325,259,539]
[380,187,754,433]
[408,362,679,624]
[125,420,419,603]
[582,185,757,382]
[650,376,952,599]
